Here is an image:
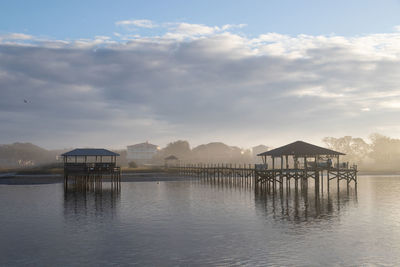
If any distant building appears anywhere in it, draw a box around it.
[127,142,159,164]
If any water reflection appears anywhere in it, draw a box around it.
[194,177,358,222]
[191,175,254,192]
[63,183,121,218]
[254,182,358,222]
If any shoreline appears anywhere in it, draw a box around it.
[0,172,193,185]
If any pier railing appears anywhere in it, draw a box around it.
[64,163,121,174]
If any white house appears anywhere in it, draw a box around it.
[127,142,159,164]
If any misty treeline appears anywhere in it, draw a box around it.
[0,143,66,169]
[2,134,400,171]
[151,140,255,165]
[323,134,400,171]
[0,141,258,169]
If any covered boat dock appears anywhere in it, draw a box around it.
[62,148,121,190]
[255,141,357,193]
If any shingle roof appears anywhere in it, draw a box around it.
[257,141,345,157]
[62,148,120,157]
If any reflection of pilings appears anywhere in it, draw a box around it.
[256,177,356,200]
[192,169,255,192]
[254,180,357,221]
[63,184,121,217]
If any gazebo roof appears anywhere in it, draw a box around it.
[62,148,120,157]
[165,155,178,160]
[257,141,345,157]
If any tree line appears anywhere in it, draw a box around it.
[151,140,255,165]
[323,134,400,171]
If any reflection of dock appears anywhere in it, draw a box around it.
[254,182,357,222]
[192,172,357,221]
[63,184,121,217]
[62,148,121,191]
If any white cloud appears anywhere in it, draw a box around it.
[163,22,248,39]
[115,19,157,28]
[293,86,344,98]
[173,22,216,35]
[379,100,400,109]
[113,20,248,41]
[8,33,33,40]
[72,36,116,48]
[221,24,247,31]
[0,33,33,42]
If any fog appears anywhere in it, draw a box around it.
[3,134,400,172]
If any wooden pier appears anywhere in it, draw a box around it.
[168,141,357,194]
[168,163,356,192]
[169,163,256,187]
[62,148,121,191]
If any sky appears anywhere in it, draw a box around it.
[1,1,400,150]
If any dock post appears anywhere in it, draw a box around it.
[337,155,340,193]
[321,170,324,195]
[315,171,319,197]
[217,163,220,183]
[327,170,330,194]
[355,171,358,193]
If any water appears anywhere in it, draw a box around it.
[1,175,400,266]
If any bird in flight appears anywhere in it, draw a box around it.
[23,99,28,103]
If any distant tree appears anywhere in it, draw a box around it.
[323,136,370,164]
[192,142,233,162]
[0,142,56,168]
[161,140,191,159]
[369,133,400,169]
[191,142,252,164]
[128,161,138,168]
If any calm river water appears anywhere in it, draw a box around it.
[1,175,400,266]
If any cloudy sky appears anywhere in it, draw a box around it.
[1,0,400,149]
